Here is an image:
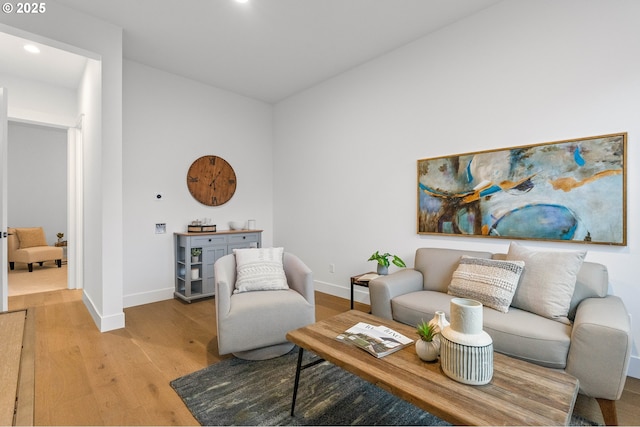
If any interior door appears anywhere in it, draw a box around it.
[1,88,8,311]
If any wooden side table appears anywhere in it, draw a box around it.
[350,272,378,310]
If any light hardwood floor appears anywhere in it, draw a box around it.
[8,290,640,426]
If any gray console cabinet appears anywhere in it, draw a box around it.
[174,230,262,302]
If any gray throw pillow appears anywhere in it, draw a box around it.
[506,242,586,324]
[448,256,524,313]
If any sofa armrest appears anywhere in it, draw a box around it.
[369,269,423,319]
[283,252,315,308]
[566,295,632,400]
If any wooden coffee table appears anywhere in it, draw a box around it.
[286,310,579,426]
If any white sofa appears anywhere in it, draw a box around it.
[369,246,631,426]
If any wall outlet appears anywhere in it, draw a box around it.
[329,263,335,273]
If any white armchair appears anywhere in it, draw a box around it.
[214,250,315,360]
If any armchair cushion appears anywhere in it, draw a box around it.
[15,227,47,248]
[507,242,585,324]
[448,256,524,313]
[233,247,289,294]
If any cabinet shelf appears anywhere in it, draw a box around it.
[174,230,262,303]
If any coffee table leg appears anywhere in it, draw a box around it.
[291,347,304,416]
[290,347,326,417]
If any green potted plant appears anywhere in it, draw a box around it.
[415,319,440,362]
[368,251,406,275]
[191,247,202,262]
[56,232,64,244]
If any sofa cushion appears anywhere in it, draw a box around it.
[483,305,572,369]
[448,256,524,313]
[13,246,63,264]
[233,247,289,294]
[391,290,454,328]
[507,242,585,324]
[15,227,47,248]
[391,290,571,369]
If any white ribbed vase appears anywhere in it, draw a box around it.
[440,298,493,385]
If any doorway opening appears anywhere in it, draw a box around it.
[6,121,69,297]
[1,28,92,311]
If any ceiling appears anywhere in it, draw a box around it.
[2,0,501,103]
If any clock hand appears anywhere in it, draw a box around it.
[209,171,222,187]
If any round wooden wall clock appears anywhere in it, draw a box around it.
[187,155,237,206]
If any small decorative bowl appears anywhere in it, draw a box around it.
[229,221,245,230]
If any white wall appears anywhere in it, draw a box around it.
[274,0,640,377]
[0,73,77,126]
[122,60,274,307]
[7,121,66,242]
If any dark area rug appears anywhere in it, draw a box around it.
[170,347,599,426]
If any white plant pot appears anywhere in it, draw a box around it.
[415,339,439,362]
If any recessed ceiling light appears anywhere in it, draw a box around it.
[235,0,249,3]
[24,44,40,54]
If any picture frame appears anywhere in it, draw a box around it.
[417,133,626,245]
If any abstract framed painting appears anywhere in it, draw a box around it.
[417,133,626,245]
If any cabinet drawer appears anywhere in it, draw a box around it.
[191,235,228,246]
[228,233,259,245]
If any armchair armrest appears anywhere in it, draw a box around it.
[566,295,632,400]
[214,254,237,320]
[283,252,315,307]
[369,269,423,319]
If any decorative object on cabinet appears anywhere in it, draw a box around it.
[229,221,245,230]
[174,229,262,302]
[191,247,202,263]
[187,155,237,206]
[417,133,626,245]
[188,224,216,233]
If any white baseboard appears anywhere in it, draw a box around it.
[82,291,125,332]
[314,280,370,305]
[123,287,175,308]
[628,355,640,379]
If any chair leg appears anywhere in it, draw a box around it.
[9,262,14,270]
[56,259,62,268]
[38,262,44,266]
[596,398,618,426]
[28,263,33,272]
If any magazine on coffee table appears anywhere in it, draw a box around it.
[336,322,414,358]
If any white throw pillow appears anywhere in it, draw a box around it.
[506,242,586,323]
[233,247,289,294]
[448,256,524,313]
